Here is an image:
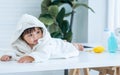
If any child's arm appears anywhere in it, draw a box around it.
[18,56,34,63]
[73,43,84,51]
[0,55,12,61]
[63,40,84,51]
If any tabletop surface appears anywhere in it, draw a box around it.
[0,50,120,74]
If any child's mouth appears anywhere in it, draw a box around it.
[34,40,38,43]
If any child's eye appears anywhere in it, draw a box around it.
[28,34,33,37]
[37,31,40,34]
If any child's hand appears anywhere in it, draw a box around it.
[0,55,12,61]
[73,43,84,51]
[18,56,34,63]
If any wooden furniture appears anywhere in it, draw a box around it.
[69,69,81,75]
[69,68,90,75]
[116,67,120,75]
[90,67,117,75]
[70,67,120,75]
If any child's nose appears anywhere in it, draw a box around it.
[33,35,38,39]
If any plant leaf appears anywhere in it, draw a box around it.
[73,3,95,13]
[48,5,59,17]
[39,14,54,25]
[61,20,69,34]
[64,30,72,42]
[41,0,51,14]
[65,12,72,17]
[56,7,65,27]
[51,32,63,38]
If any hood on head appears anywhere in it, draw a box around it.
[11,14,51,44]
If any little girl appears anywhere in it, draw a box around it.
[0,14,83,63]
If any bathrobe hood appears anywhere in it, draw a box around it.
[11,14,51,45]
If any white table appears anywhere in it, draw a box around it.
[0,51,120,74]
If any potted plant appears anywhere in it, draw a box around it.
[39,0,94,42]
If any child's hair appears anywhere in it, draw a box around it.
[20,27,43,40]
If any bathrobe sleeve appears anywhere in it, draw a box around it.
[50,39,80,59]
[28,45,52,63]
[0,48,18,61]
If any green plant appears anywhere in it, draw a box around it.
[39,0,94,42]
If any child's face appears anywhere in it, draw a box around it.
[23,27,43,46]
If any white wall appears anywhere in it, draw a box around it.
[88,0,108,45]
[73,0,108,45]
[72,0,88,43]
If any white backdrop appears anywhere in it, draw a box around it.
[88,0,107,44]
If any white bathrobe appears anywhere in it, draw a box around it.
[10,14,79,62]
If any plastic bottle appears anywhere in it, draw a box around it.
[108,32,118,53]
